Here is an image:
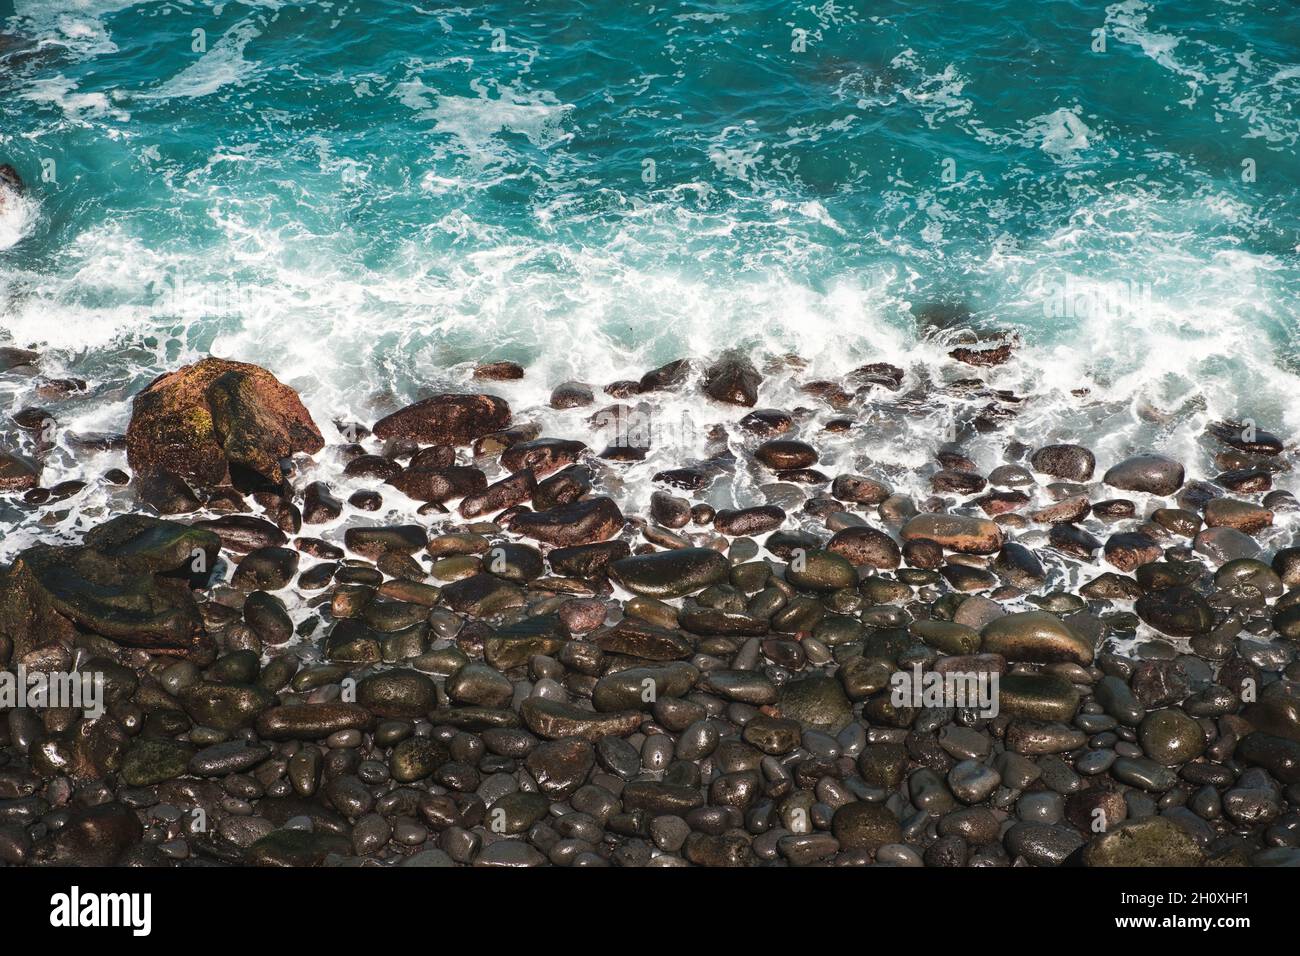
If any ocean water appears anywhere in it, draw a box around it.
[0,0,1298,561]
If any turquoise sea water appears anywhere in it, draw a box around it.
[0,0,1298,551]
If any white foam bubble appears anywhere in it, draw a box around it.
[0,187,37,250]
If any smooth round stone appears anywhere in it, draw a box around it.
[910,619,981,655]
[488,792,550,835]
[785,549,858,591]
[901,514,1003,554]
[389,737,450,782]
[1241,683,1300,743]
[776,675,853,733]
[517,698,640,741]
[952,595,1006,630]
[1030,444,1095,482]
[909,768,956,814]
[650,815,691,853]
[120,738,193,786]
[683,831,755,867]
[1223,787,1281,826]
[246,830,351,866]
[831,801,902,851]
[700,670,777,705]
[938,725,991,761]
[1273,549,1300,588]
[473,840,548,867]
[1004,721,1086,755]
[1135,587,1214,637]
[608,548,730,598]
[1193,526,1260,563]
[939,806,1001,844]
[948,760,1001,804]
[1216,558,1283,597]
[742,715,802,755]
[1093,676,1144,726]
[980,612,1094,666]
[755,439,818,470]
[988,464,1034,487]
[1076,749,1117,775]
[1139,709,1206,765]
[802,729,840,758]
[1003,822,1085,866]
[187,741,271,777]
[595,735,643,777]
[775,830,838,866]
[392,820,429,846]
[446,662,514,709]
[591,662,699,712]
[996,672,1080,721]
[1112,756,1179,792]
[1016,791,1064,824]
[874,843,924,867]
[244,591,293,644]
[355,669,437,718]
[524,739,597,799]
[858,744,909,789]
[827,526,901,570]
[1102,454,1184,495]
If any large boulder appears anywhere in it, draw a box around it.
[126,358,323,511]
[0,515,219,662]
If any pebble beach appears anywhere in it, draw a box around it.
[1,340,1299,869]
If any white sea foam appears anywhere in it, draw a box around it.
[0,187,37,251]
[1105,0,1299,145]
[20,74,129,122]
[3,204,1299,572]
[139,17,262,100]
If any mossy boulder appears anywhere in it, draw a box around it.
[126,357,323,511]
[0,515,220,662]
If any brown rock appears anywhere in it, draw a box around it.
[473,361,524,380]
[901,514,1003,554]
[1204,498,1272,534]
[388,465,486,503]
[508,497,624,546]
[459,469,537,519]
[373,393,511,446]
[827,526,901,569]
[702,352,762,406]
[126,358,323,506]
[0,450,40,492]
